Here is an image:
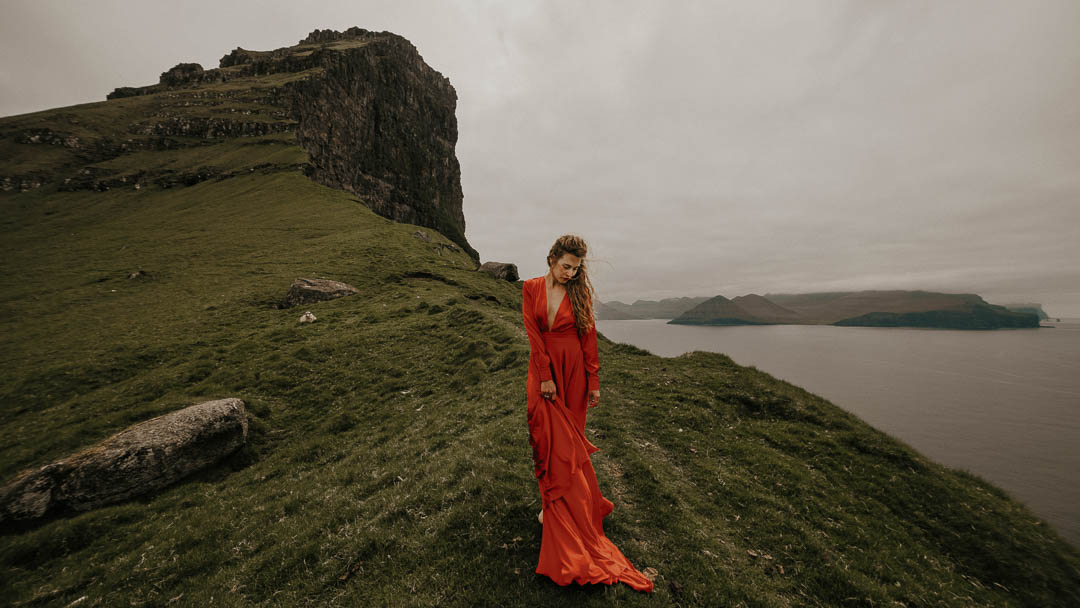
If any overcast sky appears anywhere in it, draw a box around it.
[3,1,1078,314]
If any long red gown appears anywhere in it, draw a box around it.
[522,276,654,592]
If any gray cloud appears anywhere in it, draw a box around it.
[3,0,1078,313]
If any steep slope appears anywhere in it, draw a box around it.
[1,31,1078,607]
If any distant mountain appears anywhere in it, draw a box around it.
[595,300,641,320]
[598,296,710,319]
[730,294,805,323]
[667,295,771,326]
[669,290,1040,329]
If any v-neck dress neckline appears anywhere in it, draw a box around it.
[544,278,569,331]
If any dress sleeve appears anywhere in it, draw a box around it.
[522,280,553,382]
[581,313,600,392]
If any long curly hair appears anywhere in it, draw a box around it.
[546,234,596,336]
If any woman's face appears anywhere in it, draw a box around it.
[550,252,582,284]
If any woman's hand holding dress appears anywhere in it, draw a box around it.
[540,379,556,400]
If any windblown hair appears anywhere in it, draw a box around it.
[546,234,596,336]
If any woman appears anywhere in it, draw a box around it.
[522,234,654,592]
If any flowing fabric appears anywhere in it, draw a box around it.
[522,276,654,593]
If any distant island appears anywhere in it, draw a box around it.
[600,290,1042,330]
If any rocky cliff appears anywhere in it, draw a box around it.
[9,26,477,261]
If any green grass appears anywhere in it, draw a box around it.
[1,93,1079,607]
[86,135,307,178]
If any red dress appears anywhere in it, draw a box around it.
[522,276,654,592]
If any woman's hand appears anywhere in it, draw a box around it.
[587,389,600,408]
[540,379,556,400]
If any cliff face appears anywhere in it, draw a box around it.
[285,31,470,259]
[104,27,476,261]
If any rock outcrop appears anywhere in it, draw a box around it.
[286,32,471,261]
[477,261,519,281]
[281,277,360,308]
[0,398,248,523]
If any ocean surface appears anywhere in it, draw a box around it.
[597,317,1080,548]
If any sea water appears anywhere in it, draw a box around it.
[597,317,1080,547]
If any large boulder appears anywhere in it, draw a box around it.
[477,261,519,281]
[0,398,248,523]
[281,277,359,308]
[159,62,206,86]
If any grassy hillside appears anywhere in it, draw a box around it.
[2,103,1080,606]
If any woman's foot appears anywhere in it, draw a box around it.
[538,509,544,524]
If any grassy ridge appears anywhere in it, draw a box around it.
[2,106,1079,606]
